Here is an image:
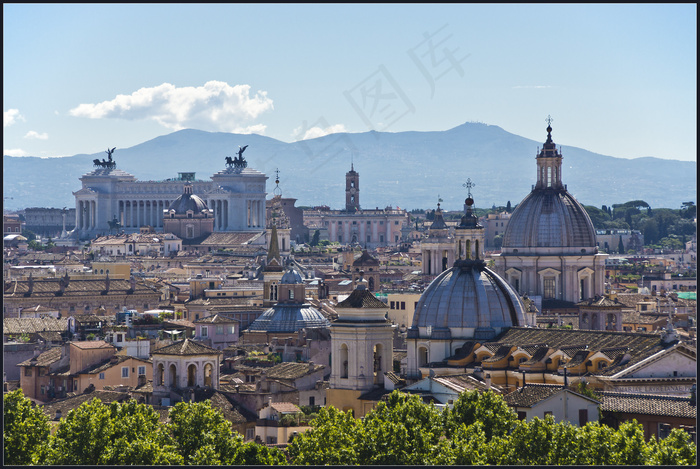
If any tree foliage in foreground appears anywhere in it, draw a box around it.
[3,392,285,465]
[3,389,50,465]
[287,389,697,465]
[5,389,697,465]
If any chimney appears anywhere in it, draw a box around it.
[55,409,62,421]
[308,361,315,372]
[484,373,491,389]
[129,276,136,291]
[563,367,568,388]
[138,374,147,387]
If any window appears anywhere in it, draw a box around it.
[230,325,235,334]
[289,289,294,299]
[579,409,588,426]
[216,325,224,334]
[40,385,45,395]
[24,368,32,377]
[517,411,527,420]
[122,367,129,378]
[99,372,105,380]
[544,277,556,299]
[201,326,208,338]
[138,366,146,376]
[245,428,255,441]
[309,396,315,406]
[390,301,395,309]
[400,302,406,310]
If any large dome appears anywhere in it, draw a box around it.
[501,122,596,254]
[502,189,596,252]
[410,259,526,340]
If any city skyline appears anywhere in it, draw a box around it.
[3,3,697,162]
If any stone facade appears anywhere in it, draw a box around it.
[72,163,267,240]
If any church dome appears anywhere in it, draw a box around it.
[410,259,526,340]
[502,190,596,251]
[167,184,209,214]
[280,268,304,285]
[501,123,596,253]
[246,304,330,333]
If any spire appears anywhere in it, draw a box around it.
[268,225,280,263]
[535,116,564,190]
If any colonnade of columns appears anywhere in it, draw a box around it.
[207,199,229,231]
[118,200,172,229]
[77,200,97,230]
[247,199,264,228]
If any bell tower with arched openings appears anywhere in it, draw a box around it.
[345,163,360,212]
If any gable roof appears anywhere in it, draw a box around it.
[503,384,599,408]
[336,288,387,309]
[3,317,69,335]
[17,346,63,367]
[152,338,221,356]
[599,391,696,418]
[264,362,324,380]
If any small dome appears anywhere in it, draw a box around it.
[167,184,209,214]
[410,259,526,340]
[502,190,596,252]
[246,305,330,333]
[280,269,303,284]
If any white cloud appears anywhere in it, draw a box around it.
[68,81,273,132]
[293,123,348,141]
[4,148,28,157]
[4,109,24,127]
[24,130,49,140]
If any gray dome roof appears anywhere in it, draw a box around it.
[168,185,209,214]
[410,259,526,340]
[502,189,596,251]
[280,269,303,285]
[246,304,330,333]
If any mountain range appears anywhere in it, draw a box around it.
[3,122,696,211]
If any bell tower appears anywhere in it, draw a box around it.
[345,164,360,212]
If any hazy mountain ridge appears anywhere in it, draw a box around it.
[3,123,696,211]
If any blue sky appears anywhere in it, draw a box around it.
[3,3,696,161]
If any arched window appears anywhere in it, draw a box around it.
[373,344,383,376]
[204,363,213,387]
[418,346,428,367]
[340,344,349,379]
[169,364,178,387]
[156,363,164,386]
[187,364,197,387]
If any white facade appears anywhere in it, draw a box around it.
[73,165,267,240]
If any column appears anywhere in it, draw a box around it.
[386,218,391,245]
[223,200,228,230]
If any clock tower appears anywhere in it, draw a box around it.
[345,164,360,212]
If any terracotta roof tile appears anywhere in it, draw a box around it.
[17,347,63,367]
[270,402,301,414]
[152,338,221,356]
[3,318,68,335]
[503,384,572,407]
[599,391,697,418]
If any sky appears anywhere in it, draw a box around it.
[3,3,697,162]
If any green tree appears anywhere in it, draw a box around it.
[310,229,320,247]
[287,406,361,465]
[444,389,517,441]
[38,398,182,465]
[618,235,625,254]
[648,428,697,465]
[167,399,285,465]
[3,389,50,465]
[357,391,447,465]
